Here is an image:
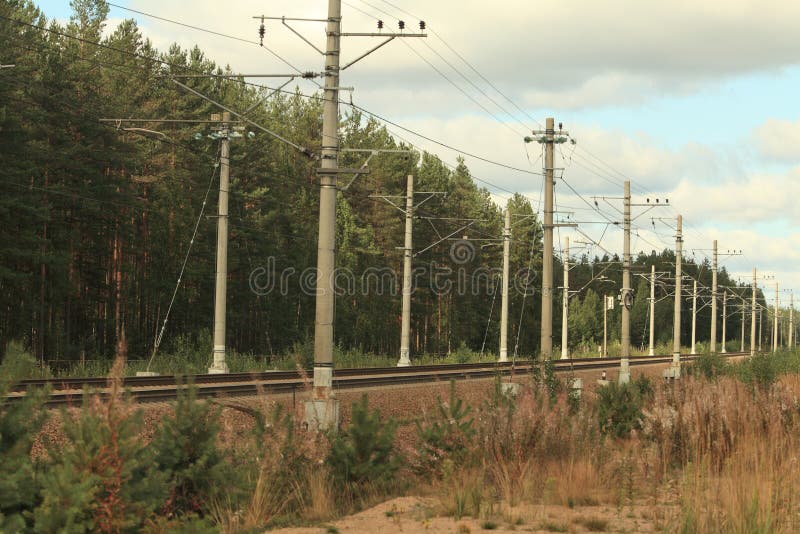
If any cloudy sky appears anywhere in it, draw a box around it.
[38,0,800,306]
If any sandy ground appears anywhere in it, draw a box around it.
[268,495,676,533]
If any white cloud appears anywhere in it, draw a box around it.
[754,117,800,162]
[115,0,800,111]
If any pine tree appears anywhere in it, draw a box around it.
[327,395,401,495]
[34,361,166,532]
[150,385,233,518]
[0,344,48,532]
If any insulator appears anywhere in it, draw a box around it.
[419,20,426,30]
[377,19,383,29]
[398,20,405,30]
[258,17,265,47]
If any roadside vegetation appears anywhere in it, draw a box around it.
[12,335,731,379]
[4,346,800,531]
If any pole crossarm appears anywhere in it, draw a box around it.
[414,220,478,257]
[164,72,318,78]
[168,78,313,157]
[341,31,427,69]
[339,148,416,190]
[281,17,326,55]
[370,191,445,215]
[100,118,231,124]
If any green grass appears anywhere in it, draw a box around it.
[9,338,505,379]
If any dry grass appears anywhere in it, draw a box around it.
[205,365,800,531]
[662,376,800,533]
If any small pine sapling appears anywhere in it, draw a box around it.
[327,395,401,496]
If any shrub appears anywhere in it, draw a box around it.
[452,341,479,364]
[530,359,563,403]
[0,346,48,532]
[34,359,166,532]
[749,353,777,391]
[692,352,729,379]
[596,378,652,439]
[414,381,476,478]
[150,385,234,518]
[327,395,401,496]
[246,403,316,527]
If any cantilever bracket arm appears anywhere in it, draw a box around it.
[340,32,426,71]
[282,17,325,55]
[169,78,313,158]
[242,78,295,117]
[414,220,476,257]
[339,148,417,190]
[341,37,395,70]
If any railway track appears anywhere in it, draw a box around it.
[7,352,747,407]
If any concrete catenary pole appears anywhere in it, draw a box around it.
[751,268,757,356]
[691,279,697,355]
[773,282,779,353]
[790,291,794,349]
[308,0,343,427]
[398,175,414,367]
[209,112,231,374]
[603,295,608,358]
[671,215,683,377]
[741,304,745,352]
[561,236,569,359]
[710,240,718,352]
[619,181,632,384]
[499,207,511,362]
[721,291,727,353]
[759,307,763,352]
[649,264,655,356]
[541,118,555,359]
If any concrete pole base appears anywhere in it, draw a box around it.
[618,358,631,384]
[569,377,583,398]
[209,346,228,374]
[397,357,411,367]
[664,354,682,379]
[304,399,340,433]
[500,382,520,396]
[207,363,229,374]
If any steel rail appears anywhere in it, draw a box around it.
[6,353,748,407]
[12,353,741,392]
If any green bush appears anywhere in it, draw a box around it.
[531,359,564,403]
[452,341,479,364]
[414,381,476,478]
[748,353,778,391]
[596,377,652,439]
[0,346,48,532]
[327,395,401,496]
[150,385,235,518]
[692,352,729,380]
[34,382,166,532]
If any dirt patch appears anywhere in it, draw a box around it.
[268,495,676,533]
